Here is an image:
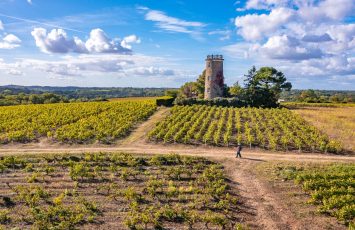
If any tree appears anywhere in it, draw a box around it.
[298,90,319,102]
[244,66,292,107]
[228,81,244,97]
[177,70,206,99]
[165,90,179,99]
[195,70,206,99]
[178,82,199,99]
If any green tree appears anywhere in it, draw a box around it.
[196,70,206,99]
[165,90,179,98]
[177,70,206,99]
[298,89,320,102]
[229,81,244,97]
[244,66,292,107]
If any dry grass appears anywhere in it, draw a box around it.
[108,97,160,102]
[292,106,355,152]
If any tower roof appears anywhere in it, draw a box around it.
[206,54,224,60]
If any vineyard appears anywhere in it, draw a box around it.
[0,153,243,229]
[148,105,343,153]
[274,163,355,228]
[0,100,156,144]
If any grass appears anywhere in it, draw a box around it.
[291,106,355,152]
[282,102,355,108]
[0,152,243,229]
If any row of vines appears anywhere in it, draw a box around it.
[149,105,343,153]
[275,163,355,228]
[0,153,244,229]
[0,100,156,144]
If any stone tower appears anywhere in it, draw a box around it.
[204,54,224,99]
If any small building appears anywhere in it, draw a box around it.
[204,54,224,99]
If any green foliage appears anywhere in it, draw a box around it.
[1,153,241,229]
[276,163,355,226]
[156,96,174,107]
[149,105,341,153]
[0,100,156,144]
[243,66,292,108]
[0,210,10,224]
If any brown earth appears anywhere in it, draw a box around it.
[1,107,353,229]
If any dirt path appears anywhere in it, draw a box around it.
[120,107,171,145]
[0,109,353,229]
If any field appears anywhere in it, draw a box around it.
[148,105,343,153]
[291,106,355,152]
[0,100,156,144]
[0,152,243,230]
[265,162,355,228]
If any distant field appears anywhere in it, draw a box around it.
[108,97,161,102]
[292,106,355,152]
[148,105,342,153]
[265,162,355,228]
[282,102,355,108]
[0,100,156,144]
[0,153,241,229]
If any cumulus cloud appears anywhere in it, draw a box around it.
[260,35,323,60]
[235,7,294,41]
[228,0,355,86]
[298,0,354,23]
[120,35,141,50]
[0,34,22,49]
[139,7,205,34]
[31,27,137,54]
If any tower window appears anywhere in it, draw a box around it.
[207,88,210,93]
[208,63,211,67]
[207,76,210,81]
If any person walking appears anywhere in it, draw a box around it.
[236,143,242,158]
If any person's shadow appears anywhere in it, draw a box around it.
[239,157,265,162]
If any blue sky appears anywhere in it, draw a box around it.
[0,0,354,89]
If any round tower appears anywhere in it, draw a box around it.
[204,54,224,99]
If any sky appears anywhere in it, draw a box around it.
[0,0,354,90]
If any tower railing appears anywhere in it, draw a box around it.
[206,54,224,60]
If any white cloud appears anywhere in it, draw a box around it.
[260,35,323,60]
[3,34,22,44]
[31,28,87,53]
[0,20,3,30]
[140,7,205,34]
[120,34,141,49]
[235,7,294,41]
[298,0,354,23]
[31,27,135,54]
[0,34,21,49]
[27,0,32,4]
[230,0,355,86]
[128,66,174,76]
[246,0,288,10]
[1,54,179,80]
[7,69,23,76]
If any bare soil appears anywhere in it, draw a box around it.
[1,108,354,229]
